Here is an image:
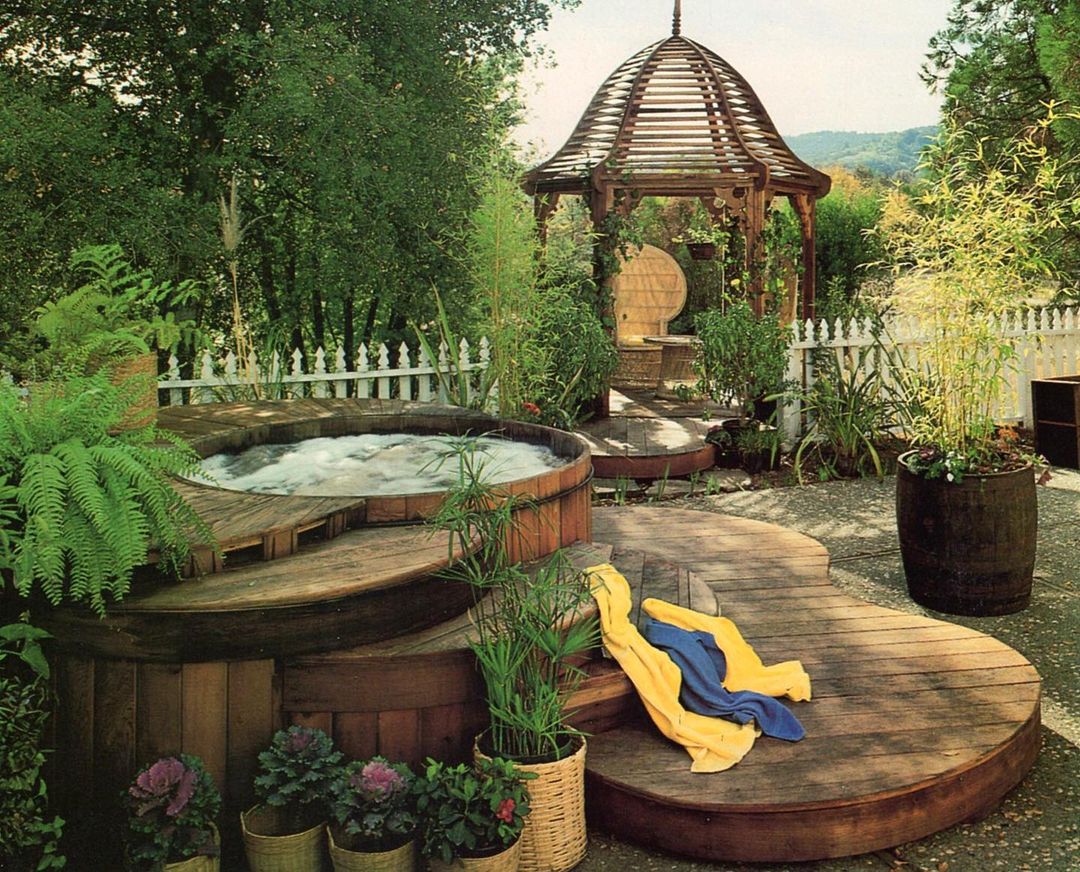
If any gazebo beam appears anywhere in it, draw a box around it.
[789,192,817,322]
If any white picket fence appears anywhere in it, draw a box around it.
[160,306,1080,440]
[779,305,1080,437]
[159,337,491,406]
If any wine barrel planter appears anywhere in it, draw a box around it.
[896,455,1036,616]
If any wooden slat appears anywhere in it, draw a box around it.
[93,659,137,868]
[226,659,276,815]
[136,663,183,763]
[377,710,422,767]
[181,662,228,792]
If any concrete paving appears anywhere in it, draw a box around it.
[578,470,1080,872]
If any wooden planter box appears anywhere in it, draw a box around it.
[1032,375,1080,468]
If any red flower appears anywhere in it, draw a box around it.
[521,402,541,417]
[495,797,516,823]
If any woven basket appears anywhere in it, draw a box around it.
[110,351,159,429]
[327,828,416,872]
[427,837,521,872]
[164,822,221,871]
[474,739,587,872]
[241,805,326,872]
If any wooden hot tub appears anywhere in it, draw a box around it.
[45,399,592,868]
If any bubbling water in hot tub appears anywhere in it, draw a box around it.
[194,433,563,496]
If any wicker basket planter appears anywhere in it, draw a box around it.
[164,823,221,871]
[427,837,521,872]
[326,827,415,872]
[241,805,326,872]
[474,740,587,872]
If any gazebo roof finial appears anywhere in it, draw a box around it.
[672,0,681,35]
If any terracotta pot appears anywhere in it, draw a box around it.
[896,453,1036,616]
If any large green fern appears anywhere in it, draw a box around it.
[0,374,210,616]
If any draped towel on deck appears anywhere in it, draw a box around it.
[642,618,805,741]
[587,563,811,773]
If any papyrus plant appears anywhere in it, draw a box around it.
[876,107,1080,471]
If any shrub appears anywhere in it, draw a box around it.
[328,757,417,852]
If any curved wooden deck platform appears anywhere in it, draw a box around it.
[45,525,473,661]
[575,389,718,480]
[584,506,1042,863]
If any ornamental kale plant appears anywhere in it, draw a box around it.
[329,757,417,852]
[414,756,533,863]
[125,754,220,870]
[254,726,342,833]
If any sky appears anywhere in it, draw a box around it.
[514,0,955,156]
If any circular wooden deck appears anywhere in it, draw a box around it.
[584,507,1042,863]
[575,389,718,480]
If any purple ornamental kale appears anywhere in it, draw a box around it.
[129,757,197,817]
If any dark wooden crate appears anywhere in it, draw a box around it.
[1032,376,1080,468]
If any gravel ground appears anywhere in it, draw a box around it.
[577,469,1080,872]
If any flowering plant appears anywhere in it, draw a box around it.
[254,726,343,833]
[903,427,1050,484]
[328,757,417,852]
[124,754,221,870]
[414,757,533,863]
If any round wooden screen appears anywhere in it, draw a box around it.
[612,244,688,344]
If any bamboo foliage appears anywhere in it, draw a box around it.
[873,108,1080,462]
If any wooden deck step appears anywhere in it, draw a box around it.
[46,524,474,662]
[583,506,1042,863]
[574,389,716,480]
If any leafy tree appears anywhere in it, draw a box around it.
[814,167,888,320]
[0,1,575,356]
[923,1,1060,140]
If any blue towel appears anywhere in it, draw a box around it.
[642,618,806,741]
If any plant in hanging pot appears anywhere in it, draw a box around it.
[414,757,532,872]
[242,726,343,872]
[124,754,221,871]
[429,438,597,872]
[326,757,418,872]
[876,109,1079,616]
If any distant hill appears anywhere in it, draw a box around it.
[783,127,938,177]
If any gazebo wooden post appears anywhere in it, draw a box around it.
[587,182,616,417]
[790,192,817,322]
[534,192,561,244]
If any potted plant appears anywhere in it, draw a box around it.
[878,111,1078,615]
[674,226,723,260]
[125,754,221,871]
[242,726,343,872]
[732,423,782,475]
[32,244,200,378]
[326,757,417,872]
[414,757,532,872]
[0,372,209,618]
[693,299,789,425]
[430,439,596,872]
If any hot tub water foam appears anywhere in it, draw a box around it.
[195,433,563,496]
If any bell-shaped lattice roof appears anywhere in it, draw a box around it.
[525,34,830,198]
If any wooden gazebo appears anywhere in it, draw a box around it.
[524,1,831,319]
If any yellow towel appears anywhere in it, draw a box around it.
[587,563,758,773]
[641,598,812,702]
